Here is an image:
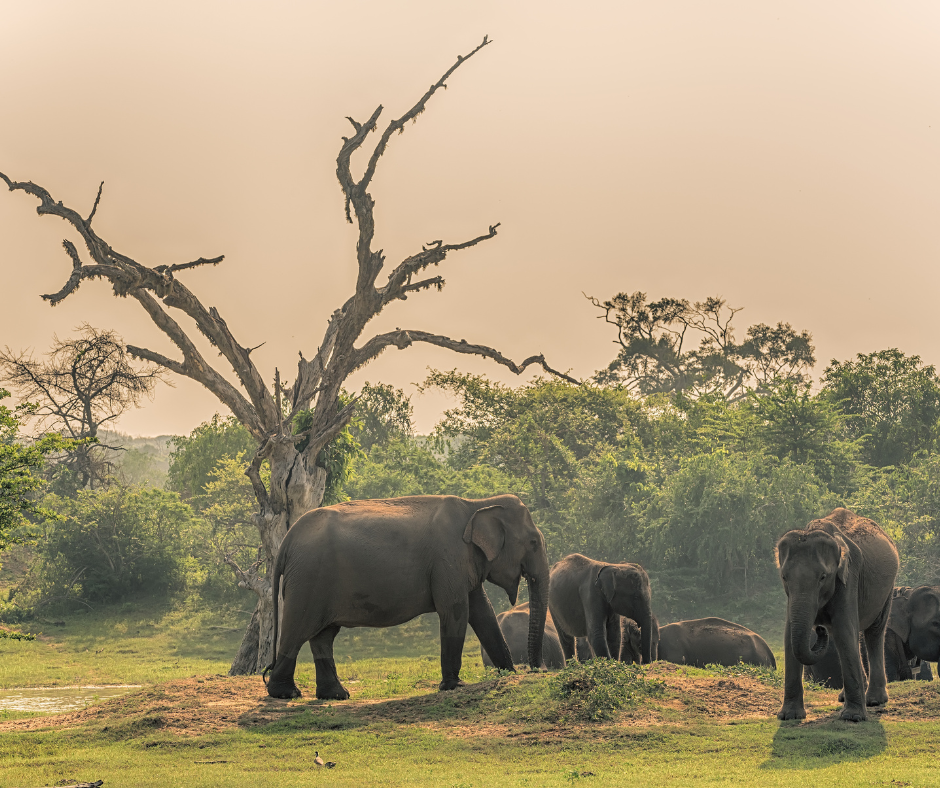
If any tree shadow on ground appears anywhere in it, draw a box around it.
[761,717,887,769]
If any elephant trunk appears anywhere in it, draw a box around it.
[526,567,549,670]
[789,599,828,666]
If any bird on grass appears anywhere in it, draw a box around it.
[314,751,337,768]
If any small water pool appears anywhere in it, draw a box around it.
[0,685,141,713]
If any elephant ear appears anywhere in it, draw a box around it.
[594,565,616,602]
[889,589,912,643]
[833,533,851,584]
[463,505,505,562]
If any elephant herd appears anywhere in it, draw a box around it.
[262,495,940,725]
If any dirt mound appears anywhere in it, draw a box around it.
[0,675,298,736]
[3,666,937,738]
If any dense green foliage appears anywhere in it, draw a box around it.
[29,486,197,604]
[166,415,256,500]
[0,390,71,551]
[821,349,940,467]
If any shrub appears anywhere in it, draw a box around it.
[552,658,664,720]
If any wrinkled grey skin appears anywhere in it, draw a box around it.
[549,554,655,664]
[885,585,940,682]
[575,617,647,663]
[776,508,899,722]
[803,628,869,694]
[482,602,567,669]
[265,495,550,700]
[658,617,776,669]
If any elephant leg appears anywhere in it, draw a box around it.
[777,620,806,720]
[437,596,470,691]
[469,585,514,671]
[606,616,622,661]
[863,595,892,707]
[584,595,611,658]
[557,627,575,662]
[309,625,349,701]
[832,618,867,722]
[266,654,302,699]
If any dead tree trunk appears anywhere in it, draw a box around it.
[1,36,577,675]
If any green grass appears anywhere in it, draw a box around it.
[3,600,940,787]
[2,711,940,786]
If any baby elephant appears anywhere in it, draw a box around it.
[549,553,656,663]
[657,617,776,669]
[481,602,567,669]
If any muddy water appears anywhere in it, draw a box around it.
[0,685,141,713]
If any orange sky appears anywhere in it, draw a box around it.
[1,2,939,436]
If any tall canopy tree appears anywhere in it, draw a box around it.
[589,291,815,400]
[0,325,161,493]
[1,38,574,673]
[821,348,940,467]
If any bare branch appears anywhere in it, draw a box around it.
[359,36,492,192]
[381,223,500,304]
[86,181,104,225]
[350,329,579,384]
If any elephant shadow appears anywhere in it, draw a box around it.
[761,719,887,769]
[250,679,503,734]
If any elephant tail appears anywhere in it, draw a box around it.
[262,546,288,685]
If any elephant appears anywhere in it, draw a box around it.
[803,629,869,692]
[657,617,776,669]
[263,495,550,700]
[548,553,656,664]
[481,602,567,669]
[884,585,940,682]
[776,508,899,722]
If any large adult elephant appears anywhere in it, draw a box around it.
[658,617,776,669]
[482,602,567,669]
[263,495,550,700]
[549,554,655,663]
[776,508,899,722]
[885,585,940,682]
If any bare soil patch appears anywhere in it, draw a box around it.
[2,665,936,738]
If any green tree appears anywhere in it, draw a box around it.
[166,415,255,500]
[32,486,196,605]
[644,451,829,594]
[0,390,70,552]
[351,382,414,452]
[822,349,940,467]
[589,291,815,400]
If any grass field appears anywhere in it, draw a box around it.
[2,601,939,787]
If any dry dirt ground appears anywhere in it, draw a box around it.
[2,662,938,738]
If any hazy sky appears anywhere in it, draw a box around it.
[1,1,938,436]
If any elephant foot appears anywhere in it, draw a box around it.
[840,705,868,722]
[866,689,888,707]
[776,703,806,721]
[439,678,466,691]
[267,682,302,700]
[316,687,350,701]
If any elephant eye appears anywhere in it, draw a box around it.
[820,573,827,582]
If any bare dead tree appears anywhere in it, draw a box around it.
[1,37,576,673]
[0,325,162,492]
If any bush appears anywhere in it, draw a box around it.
[30,486,196,605]
[552,658,664,720]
